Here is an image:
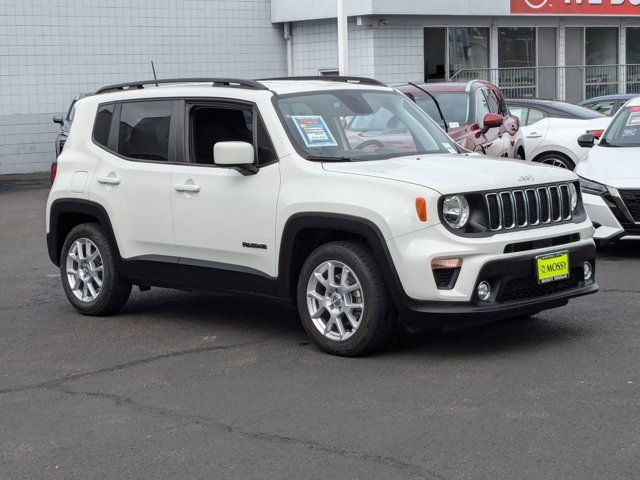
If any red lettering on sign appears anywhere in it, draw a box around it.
[511,0,640,15]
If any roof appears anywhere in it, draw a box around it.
[626,97,640,107]
[580,93,639,103]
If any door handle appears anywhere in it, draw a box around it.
[97,175,121,185]
[526,133,543,139]
[174,183,201,193]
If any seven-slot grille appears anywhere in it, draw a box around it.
[485,184,573,232]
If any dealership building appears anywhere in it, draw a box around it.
[3,0,640,174]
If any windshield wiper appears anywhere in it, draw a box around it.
[305,155,356,162]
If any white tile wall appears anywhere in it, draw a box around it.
[0,0,286,174]
[291,19,423,83]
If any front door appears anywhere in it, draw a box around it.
[171,101,281,293]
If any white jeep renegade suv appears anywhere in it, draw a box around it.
[46,77,598,356]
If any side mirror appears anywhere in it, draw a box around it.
[52,114,64,125]
[577,133,596,149]
[482,113,504,132]
[213,141,257,175]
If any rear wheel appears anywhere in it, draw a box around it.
[60,223,131,316]
[535,152,575,170]
[297,241,396,357]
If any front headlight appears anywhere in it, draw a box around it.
[442,195,470,229]
[578,176,608,196]
[569,183,579,212]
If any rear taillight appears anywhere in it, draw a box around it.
[50,162,57,183]
[587,129,604,139]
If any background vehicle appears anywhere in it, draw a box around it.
[397,80,525,159]
[507,99,612,170]
[577,98,640,243]
[46,77,597,357]
[580,94,639,117]
[51,93,90,183]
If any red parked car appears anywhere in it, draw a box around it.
[397,80,525,159]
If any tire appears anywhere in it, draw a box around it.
[60,223,132,316]
[296,241,396,357]
[535,152,575,170]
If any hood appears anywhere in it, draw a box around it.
[576,145,640,188]
[322,154,576,194]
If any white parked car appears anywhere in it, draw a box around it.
[577,98,640,244]
[46,77,598,356]
[507,99,611,170]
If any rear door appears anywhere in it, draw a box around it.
[170,100,281,293]
[90,100,178,267]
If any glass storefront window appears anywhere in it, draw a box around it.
[626,28,640,94]
[585,27,619,98]
[448,27,490,77]
[498,28,536,69]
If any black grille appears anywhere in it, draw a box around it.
[433,268,460,290]
[619,189,640,222]
[526,189,539,224]
[513,191,527,227]
[486,184,572,232]
[501,192,515,229]
[500,268,583,303]
[487,194,501,230]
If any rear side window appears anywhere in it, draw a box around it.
[118,101,172,161]
[527,108,546,126]
[93,104,115,148]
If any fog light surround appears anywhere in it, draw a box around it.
[583,261,593,281]
[477,281,491,301]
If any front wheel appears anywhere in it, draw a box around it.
[535,152,575,170]
[297,241,396,357]
[60,223,132,316]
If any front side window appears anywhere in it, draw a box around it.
[601,106,640,148]
[508,106,528,124]
[527,108,546,126]
[275,90,458,161]
[411,92,470,129]
[118,101,172,161]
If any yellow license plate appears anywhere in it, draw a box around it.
[536,252,570,284]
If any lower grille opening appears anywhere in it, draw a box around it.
[500,267,584,303]
[503,234,580,254]
[433,268,461,290]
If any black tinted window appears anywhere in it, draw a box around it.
[118,101,172,161]
[93,104,114,148]
[255,115,277,166]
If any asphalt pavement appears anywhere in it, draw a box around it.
[1,180,639,480]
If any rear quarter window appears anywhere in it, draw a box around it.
[92,104,115,148]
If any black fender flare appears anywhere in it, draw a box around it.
[276,213,409,309]
[47,199,120,266]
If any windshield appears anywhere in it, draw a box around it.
[66,100,77,123]
[411,92,470,129]
[601,106,640,148]
[275,90,459,161]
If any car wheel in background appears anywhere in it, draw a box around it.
[534,152,575,170]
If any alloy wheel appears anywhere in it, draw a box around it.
[65,238,104,303]
[306,260,365,342]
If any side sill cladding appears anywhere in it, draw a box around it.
[276,213,408,305]
[47,199,120,267]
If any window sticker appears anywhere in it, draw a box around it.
[442,143,457,154]
[623,128,637,137]
[627,112,640,126]
[291,115,338,148]
[448,122,460,128]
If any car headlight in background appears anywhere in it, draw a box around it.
[578,176,608,196]
[569,183,579,212]
[442,195,470,229]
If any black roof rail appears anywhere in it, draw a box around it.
[259,75,388,87]
[95,78,269,94]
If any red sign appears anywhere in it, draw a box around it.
[511,0,640,15]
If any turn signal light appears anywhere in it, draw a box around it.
[431,258,463,270]
[415,197,427,222]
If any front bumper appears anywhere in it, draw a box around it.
[398,244,597,329]
[583,191,640,242]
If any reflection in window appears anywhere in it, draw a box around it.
[448,27,490,76]
[118,101,172,161]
